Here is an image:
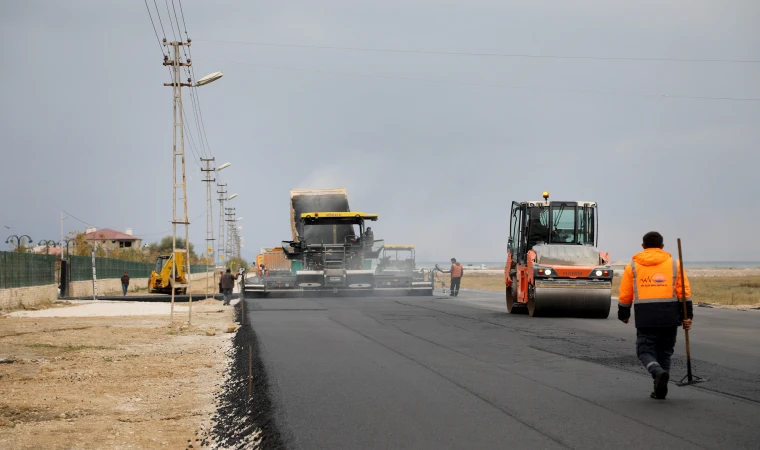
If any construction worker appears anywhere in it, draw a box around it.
[618,231,693,400]
[220,268,240,306]
[364,227,374,249]
[440,258,464,296]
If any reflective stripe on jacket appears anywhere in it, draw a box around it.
[450,263,463,278]
[618,248,692,327]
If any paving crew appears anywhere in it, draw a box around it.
[618,231,693,400]
[220,268,241,306]
[440,258,464,297]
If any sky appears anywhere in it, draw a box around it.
[1,0,758,263]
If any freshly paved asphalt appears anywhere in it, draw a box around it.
[242,289,760,449]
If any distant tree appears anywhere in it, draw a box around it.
[108,247,152,263]
[227,257,250,271]
[67,232,92,257]
[151,236,199,262]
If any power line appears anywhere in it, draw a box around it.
[62,210,95,228]
[163,0,179,41]
[182,66,210,158]
[187,85,215,159]
[195,39,760,64]
[61,210,204,237]
[151,0,168,42]
[176,0,189,39]
[170,0,215,161]
[211,60,760,102]
[143,0,165,56]
[170,0,184,42]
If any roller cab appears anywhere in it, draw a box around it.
[505,193,612,318]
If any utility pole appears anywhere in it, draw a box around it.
[163,39,193,324]
[217,183,227,268]
[60,211,66,260]
[225,208,236,269]
[201,158,216,296]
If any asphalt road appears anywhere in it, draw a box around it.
[242,290,760,450]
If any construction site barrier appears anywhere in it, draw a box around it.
[68,255,209,282]
[0,251,57,289]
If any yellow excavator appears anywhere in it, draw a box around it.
[148,253,188,294]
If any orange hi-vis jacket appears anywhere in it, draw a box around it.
[618,248,693,328]
[450,263,463,278]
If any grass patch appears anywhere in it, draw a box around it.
[26,343,116,352]
[449,273,760,306]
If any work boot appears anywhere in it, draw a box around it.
[652,369,669,399]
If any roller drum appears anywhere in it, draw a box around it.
[529,281,611,318]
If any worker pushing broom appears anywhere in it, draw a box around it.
[618,231,704,400]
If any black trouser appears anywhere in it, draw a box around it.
[636,326,677,376]
[450,277,461,294]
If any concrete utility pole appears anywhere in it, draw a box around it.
[225,208,236,268]
[217,183,227,268]
[163,40,193,324]
[201,158,216,296]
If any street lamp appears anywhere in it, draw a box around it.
[236,217,243,221]
[63,238,76,258]
[5,235,33,251]
[38,240,58,255]
[217,162,231,171]
[195,71,223,87]
[227,193,238,201]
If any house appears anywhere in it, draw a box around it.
[83,227,143,251]
[33,246,62,256]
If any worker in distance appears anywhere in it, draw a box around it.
[618,231,693,400]
[437,258,464,297]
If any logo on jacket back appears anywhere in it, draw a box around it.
[639,272,668,287]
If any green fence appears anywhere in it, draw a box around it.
[0,251,58,289]
[69,255,208,282]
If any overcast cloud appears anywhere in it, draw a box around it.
[1,0,758,263]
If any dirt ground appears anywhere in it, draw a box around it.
[0,298,238,450]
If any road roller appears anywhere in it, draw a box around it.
[504,192,612,318]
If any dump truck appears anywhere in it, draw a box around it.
[290,188,353,245]
[148,253,188,295]
[255,247,291,276]
[375,245,433,295]
[505,192,612,318]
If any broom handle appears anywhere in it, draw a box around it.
[677,238,693,381]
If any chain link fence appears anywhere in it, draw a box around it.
[0,251,58,288]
